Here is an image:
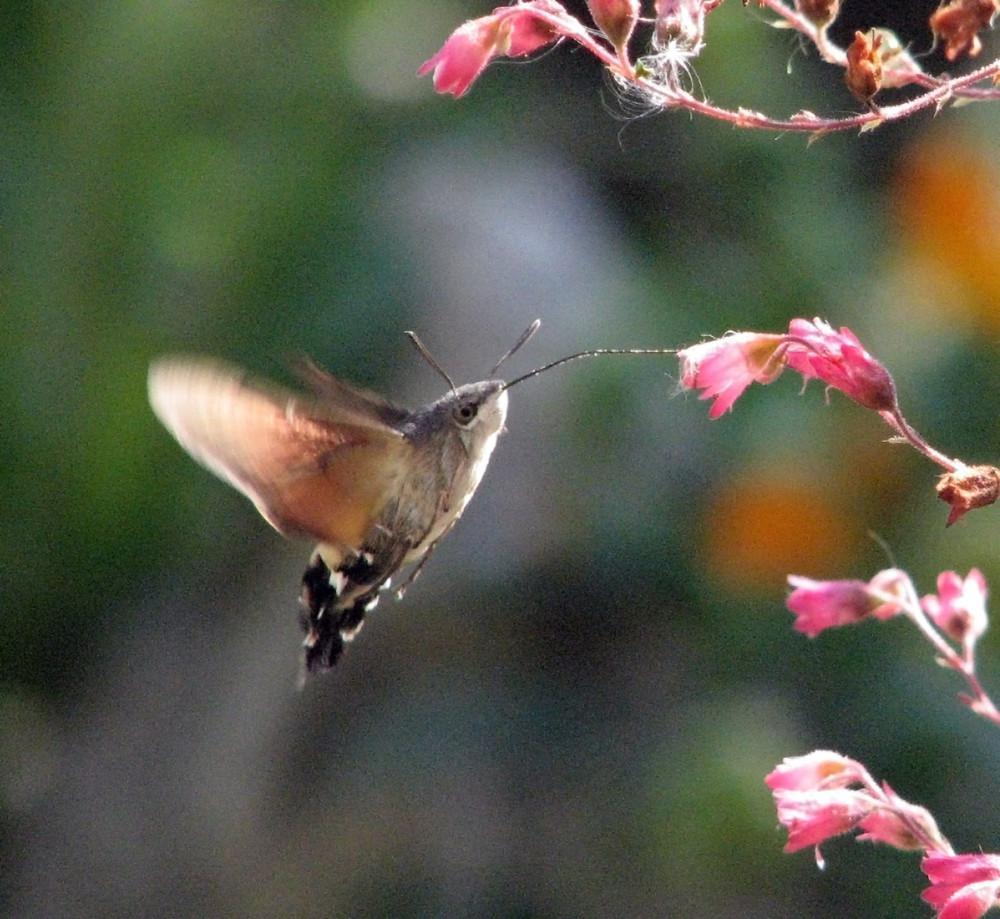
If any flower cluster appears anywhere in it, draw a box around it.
[420,0,1000,134]
[784,567,998,725]
[677,318,896,416]
[766,752,1000,917]
[675,318,998,526]
[421,9,1000,918]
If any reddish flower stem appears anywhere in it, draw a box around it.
[510,4,1000,133]
[633,57,1000,133]
[878,408,964,473]
[869,577,1000,728]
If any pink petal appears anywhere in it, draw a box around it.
[938,882,1000,919]
[922,569,989,643]
[418,18,500,98]
[765,751,861,792]
[677,332,786,418]
[857,809,921,850]
[785,317,897,412]
[786,576,876,637]
[773,788,873,852]
[922,854,1000,916]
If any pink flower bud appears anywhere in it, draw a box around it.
[677,332,787,419]
[765,750,862,792]
[504,0,572,54]
[587,0,639,50]
[784,318,897,412]
[921,569,988,646]
[922,853,1000,918]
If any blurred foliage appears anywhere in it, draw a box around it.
[0,1,997,917]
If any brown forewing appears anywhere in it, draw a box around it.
[148,358,408,550]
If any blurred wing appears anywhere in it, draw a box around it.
[148,357,409,550]
[292,356,410,428]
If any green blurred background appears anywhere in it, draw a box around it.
[1,1,997,916]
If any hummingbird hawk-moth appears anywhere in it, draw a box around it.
[148,322,672,678]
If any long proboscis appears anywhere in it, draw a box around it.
[503,348,677,391]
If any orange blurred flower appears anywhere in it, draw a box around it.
[702,474,854,590]
[894,136,1000,330]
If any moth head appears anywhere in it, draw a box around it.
[447,380,508,443]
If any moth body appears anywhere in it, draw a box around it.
[148,358,508,677]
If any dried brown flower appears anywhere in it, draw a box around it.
[930,0,998,61]
[936,464,1000,526]
[845,30,884,103]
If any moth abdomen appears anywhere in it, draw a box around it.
[298,548,395,675]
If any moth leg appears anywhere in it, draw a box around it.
[394,535,444,600]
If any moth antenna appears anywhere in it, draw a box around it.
[503,348,677,390]
[490,319,542,377]
[405,330,457,394]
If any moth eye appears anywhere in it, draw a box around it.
[454,402,478,425]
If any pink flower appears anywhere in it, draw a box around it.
[677,332,787,418]
[857,809,924,850]
[922,853,1000,919]
[419,2,578,98]
[772,788,874,857]
[784,317,897,412]
[786,569,906,637]
[765,750,862,792]
[856,782,945,853]
[922,569,988,646]
[587,0,639,49]
[418,18,499,98]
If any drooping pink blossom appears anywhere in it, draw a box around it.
[676,332,787,419]
[855,781,946,853]
[857,809,924,850]
[784,317,898,412]
[419,1,579,98]
[765,750,862,792]
[418,17,502,97]
[787,577,873,636]
[786,569,906,637]
[922,853,1000,919]
[772,788,874,856]
[922,569,988,646]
